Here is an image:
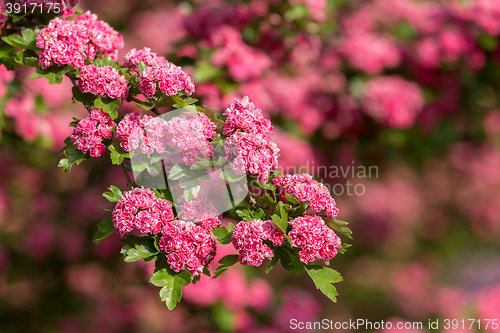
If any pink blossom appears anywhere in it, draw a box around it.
[122,47,168,70]
[78,65,129,101]
[159,220,217,276]
[363,76,424,128]
[70,109,116,157]
[470,0,500,36]
[112,187,174,238]
[138,63,195,98]
[288,215,342,265]
[231,219,284,267]
[272,173,339,218]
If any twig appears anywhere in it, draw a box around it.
[121,163,133,188]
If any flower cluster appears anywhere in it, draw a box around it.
[272,173,339,218]
[363,76,425,128]
[70,109,116,157]
[231,219,285,267]
[77,65,129,100]
[159,220,217,277]
[115,112,167,154]
[73,11,124,60]
[164,112,216,165]
[178,195,219,222]
[36,13,123,70]
[112,188,175,238]
[223,96,273,139]
[138,63,195,98]
[122,47,168,70]
[288,215,342,265]
[223,97,279,184]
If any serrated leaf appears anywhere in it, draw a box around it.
[15,50,38,67]
[93,218,115,244]
[219,167,246,182]
[324,217,353,240]
[103,185,123,202]
[132,101,155,110]
[338,243,352,255]
[271,214,287,234]
[59,148,86,172]
[30,66,71,84]
[212,254,239,279]
[120,235,159,262]
[138,60,147,72]
[212,226,233,245]
[150,267,191,310]
[72,86,97,108]
[235,209,253,221]
[305,265,343,303]
[108,143,129,165]
[95,97,121,119]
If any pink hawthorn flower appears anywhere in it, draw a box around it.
[231,219,285,267]
[272,173,339,218]
[363,76,425,128]
[36,12,123,70]
[115,112,167,155]
[112,187,174,238]
[70,109,116,157]
[122,47,168,70]
[138,63,195,98]
[223,96,279,184]
[77,65,129,101]
[159,219,217,277]
[470,0,500,36]
[288,215,341,265]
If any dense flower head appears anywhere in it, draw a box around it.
[232,219,285,267]
[339,33,401,74]
[272,173,339,218]
[164,112,216,165]
[223,96,273,139]
[115,112,167,155]
[225,131,280,184]
[112,188,175,238]
[159,220,217,276]
[363,76,425,128]
[70,109,116,157]
[77,65,129,100]
[36,12,123,70]
[73,11,124,59]
[138,63,195,98]
[288,215,341,265]
[122,47,168,70]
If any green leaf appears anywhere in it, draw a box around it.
[271,214,287,234]
[58,148,86,172]
[256,182,276,191]
[120,235,159,262]
[265,249,280,274]
[219,167,246,183]
[93,218,115,244]
[190,156,227,170]
[138,60,147,72]
[324,217,353,240]
[1,29,40,51]
[338,243,352,255]
[212,254,239,279]
[72,86,97,108]
[305,265,343,303]
[103,185,123,202]
[212,226,233,245]
[95,97,121,119]
[15,50,38,67]
[30,66,71,84]
[150,267,191,310]
[235,209,253,221]
[285,193,301,205]
[253,208,266,220]
[108,143,130,165]
[280,248,304,275]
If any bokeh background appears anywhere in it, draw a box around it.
[2,0,500,332]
